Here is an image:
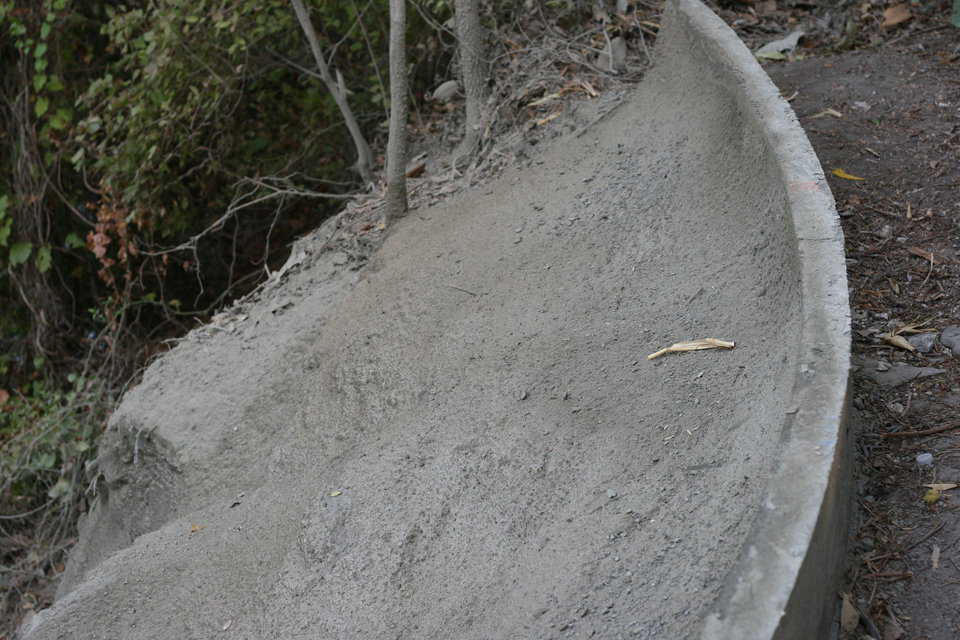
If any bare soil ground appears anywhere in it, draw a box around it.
[764,18,960,640]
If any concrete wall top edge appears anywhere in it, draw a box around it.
[659,2,852,639]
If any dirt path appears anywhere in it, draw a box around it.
[22,17,809,638]
[768,30,960,640]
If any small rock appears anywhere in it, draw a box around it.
[270,298,293,315]
[939,326,960,355]
[431,79,460,102]
[606,488,618,499]
[854,356,945,388]
[908,332,937,353]
[519,390,529,401]
[887,402,905,414]
[916,452,934,467]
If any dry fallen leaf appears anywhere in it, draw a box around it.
[647,338,735,360]
[810,108,843,119]
[923,488,941,505]
[882,3,911,28]
[924,483,958,491]
[880,333,915,352]
[580,80,599,98]
[528,92,561,107]
[892,319,935,335]
[840,593,859,634]
[328,490,342,497]
[0,389,8,406]
[907,246,943,264]
[832,168,865,181]
[190,524,205,534]
[405,160,426,179]
[534,112,561,127]
[932,545,941,570]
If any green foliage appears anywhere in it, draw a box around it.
[8,241,31,265]
[72,0,385,236]
[0,373,107,515]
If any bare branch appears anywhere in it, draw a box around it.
[290,0,375,185]
[140,176,351,258]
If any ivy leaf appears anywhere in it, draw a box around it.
[50,108,71,130]
[9,242,33,265]
[35,96,49,117]
[34,452,56,471]
[0,194,8,218]
[36,245,52,273]
[47,478,72,499]
[47,75,64,92]
[34,42,47,58]
[64,232,84,249]
[41,22,51,39]
[34,73,47,91]
[0,221,11,247]
[34,57,48,72]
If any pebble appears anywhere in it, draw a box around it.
[916,452,934,467]
[940,326,960,355]
[907,332,937,353]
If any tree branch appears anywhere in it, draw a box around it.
[290,0,375,186]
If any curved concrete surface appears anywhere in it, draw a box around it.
[22,2,849,639]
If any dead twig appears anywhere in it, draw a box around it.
[905,522,945,552]
[863,571,913,581]
[446,284,478,297]
[880,421,960,439]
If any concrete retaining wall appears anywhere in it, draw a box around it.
[658,2,853,638]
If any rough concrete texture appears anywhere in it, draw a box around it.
[22,1,850,639]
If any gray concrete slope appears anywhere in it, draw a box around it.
[22,1,850,638]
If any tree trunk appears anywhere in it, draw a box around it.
[385,0,408,220]
[290,0,375,186]
[454,0,487,166]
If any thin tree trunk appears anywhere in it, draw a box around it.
[385,0,408,219]
[454,0,487,166]
[290,0,375,186]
